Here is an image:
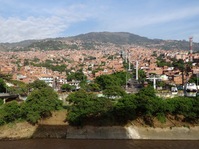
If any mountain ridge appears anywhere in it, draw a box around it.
[0,32,198,51]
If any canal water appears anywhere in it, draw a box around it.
[0,139,198,149]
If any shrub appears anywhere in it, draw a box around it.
[157,113,166,123]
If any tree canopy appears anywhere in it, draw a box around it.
[67,71,87,81]
[22,87,62,124]
[0,101,21,125]
[61,84,75,92]
[28,79,48,91]
[0,78,6,93]
[66,83,199,126]
[102,85,126,98]
[66,89,113,125]
[0,72,198,127]
[94,71,129,90]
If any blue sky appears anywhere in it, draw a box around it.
[0,0,199,43]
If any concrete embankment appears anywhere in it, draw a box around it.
[0,123,199,140]
[64,126,199,140]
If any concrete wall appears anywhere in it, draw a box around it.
[1,123,199,140]
[64,126,199,140]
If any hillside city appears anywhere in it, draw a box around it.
[0,42,199,93]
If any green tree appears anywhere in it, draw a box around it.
[166,97,198,122]
[95,75,120,90]
[67,70,87,90]
[86,83,101,92]
[67,89,95,105]
[111,71,130,86]
[138,69,146,82]
[113,94,137,123]
[24,59,29,66]
[102,86,126,98]
[67,89,113,126]
[132,69,146,82]
[7,80,28,95]
[61,84,73,92]
[0,109,5,125]
[1,101,22,123]
[0,99,3,106]
[94,72,130,90]
[28,79,48,91]
[0,78,6,93]
[135,86,161,126]
[192,98,199,122]
[189,74,198,84]
[67,71,87,82]
[31,59,67,72]
[22,87,62,124]
[79,80,87,89]
[0,74,12,81]
[32,57,40,62]
[136,85,156,98]
[157,58,172,67]
[67,90,96,125]
[156,81,166,88]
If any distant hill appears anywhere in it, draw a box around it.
[0,39,40,51]
[69,32,153,45]
[0,32,199,51]
[69,32,199,51]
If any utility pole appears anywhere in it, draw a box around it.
[189,37,193,62]
[125,49,128,63]
[136,61,139,81]
[146,75,160,89]
[128,50,132,71]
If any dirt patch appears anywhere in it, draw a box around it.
[0,110,68,139]
[38,110,68,125]
[129,116,198,128]
[0,122,37,139]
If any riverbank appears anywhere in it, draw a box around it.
[0,110,198,140]
[63,125,199,140]
[0,123,199,140]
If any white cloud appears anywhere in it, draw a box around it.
[0,4,92,43]
[0,16,66,42]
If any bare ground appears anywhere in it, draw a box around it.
[0,110,68,139]
[0,122,37,139]
[38,110,68,125]
[131,115,198,128]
